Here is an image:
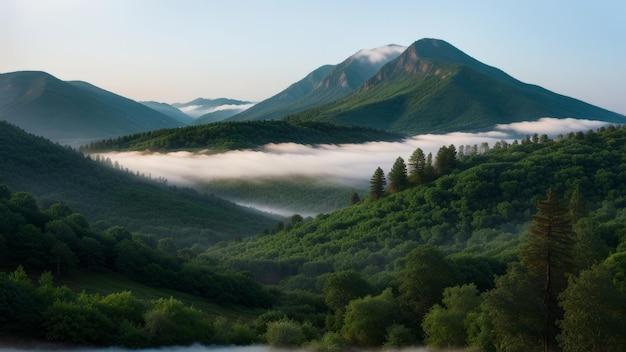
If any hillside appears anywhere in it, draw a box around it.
[0,71,185,146]
[140,101,195,125]
[206,125,626,286]
[227,45,405,121]
[0,185,274,347]
[0,121,277,247]
[287,38,626,133]
[80,120,404,153]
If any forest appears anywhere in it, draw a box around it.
[79,120,403,153]
[2,125,626,351]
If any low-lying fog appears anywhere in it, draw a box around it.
[97,118,610,214]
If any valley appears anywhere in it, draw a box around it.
[1,36,626,351]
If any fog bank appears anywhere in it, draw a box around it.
[97,118,611,188]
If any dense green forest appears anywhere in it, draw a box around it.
[203,125,626,350]
[0,184,276,347]
[0,121,278,248]
[2,123,626,350]
[80,120,404,153]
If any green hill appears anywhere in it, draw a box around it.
[206,125,626,287]
[81,120,404,153]
[287,38,626,133]
[0,121,277,247]
[0,71,185,146]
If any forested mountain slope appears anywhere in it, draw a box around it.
[206,126,626,287]
[287,39,626,134]
[0,121,277,246]
[81,120,403,153]
[227,45,405,122]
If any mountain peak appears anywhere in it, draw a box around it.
[352,44,407,65]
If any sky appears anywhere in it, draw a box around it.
[2,0,626,114]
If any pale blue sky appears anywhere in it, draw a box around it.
[2,0,625,114]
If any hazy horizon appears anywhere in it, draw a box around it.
[2,1,625,115]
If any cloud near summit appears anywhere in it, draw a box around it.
[353,45,407,64]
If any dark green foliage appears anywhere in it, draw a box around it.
[558,251,626,352]
[266,319,304,347]
[398,246,459,326]
[369,167,386,200]
[388,156,409,193]
[408,147,427,185]
[521,189,575,351]
[341,288,399,346]
[434,144,457,176]
[484,263,544,351]
[422,284,482,348]
[0,121,276,246]
[81,120,403,153]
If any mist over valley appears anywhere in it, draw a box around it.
[96,118,610,216]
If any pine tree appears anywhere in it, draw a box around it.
[408,148,426,185]
[521,188,576,352]
[369,167,386,201]
[388,157,408,194]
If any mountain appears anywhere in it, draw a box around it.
[286,38,626,134]
[172,97,255,119]
[193,108,247,124]
[140,101,195,125]
[0,71,186,146]
[0,120,278,246]
[227,44,406,122]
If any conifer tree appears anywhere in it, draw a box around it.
[369,167,386,201]
[434,145,457,176]
[521,188,575,352]
[408,148,426,185]
[388,157,408,194]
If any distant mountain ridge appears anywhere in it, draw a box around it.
[140,101,195,125]
[227,44,406,121]
[286,38,626,133]
[0,71,185,146]
[172,97,255,120]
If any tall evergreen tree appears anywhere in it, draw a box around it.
[408,148,426,185]
[521,188,576,352]
[369,167,386,201]
[388,157,408,194]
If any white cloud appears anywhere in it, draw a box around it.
[495,117,610,136]
[177,103,255,118]
[353,44,407,65]
[96,118,610,214]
